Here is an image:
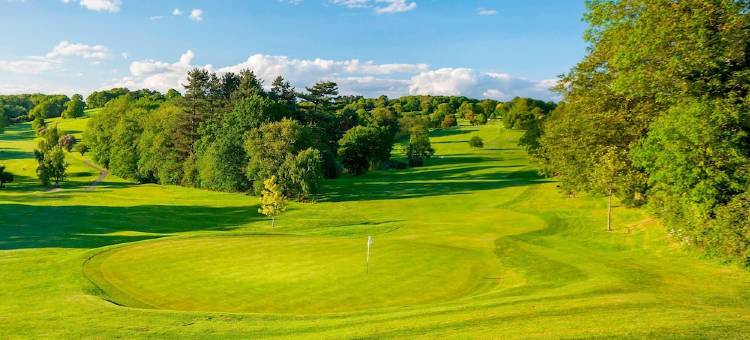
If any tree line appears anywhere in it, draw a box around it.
[80,68,550,201]
[528,0,750,267]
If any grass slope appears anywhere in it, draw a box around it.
[1,114,749,338]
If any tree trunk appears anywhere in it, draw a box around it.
[607,191,612,232]
[272,216,275,229]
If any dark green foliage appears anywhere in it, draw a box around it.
[536,0,750,264]
[34,127,67,186]
[244,119,322,199]
[62,95,85,119]
[58,134,77,152]
[31,117,46,136]
[441,115,457,128]
[0,164,13,188]
[469,136,484,149]
[28,95,69,119]
[406,126,434,167]
[73,142,89,156]
[338,126,393,175]
[86,88,130,108]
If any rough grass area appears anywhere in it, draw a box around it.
[1,115,749,338]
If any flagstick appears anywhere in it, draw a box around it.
[366,236,372,274]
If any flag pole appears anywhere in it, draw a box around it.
[366,236,372,274]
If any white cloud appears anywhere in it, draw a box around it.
[172,8,182,16]
[0,58,59,75]
[477,8,497,16]
[409,68,477,96]
[78,0,121,12]
[46,41,109,60]
[149,15,163,20]
[107,50,202,92]
[189,9,203,21]
[329,0,416,14]
[108,51,557,100]
[374,0,416,14]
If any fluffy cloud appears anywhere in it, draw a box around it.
[46,41,109,59]
[375,0,416,14]
[172,8,182,16]
[66,0,121,12]
[107,50,199,91]
[189,9,203,21]
[330,0,416,14]
[409,69,558,100]
[109,51,557,100]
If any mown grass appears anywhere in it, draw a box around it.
[1,115,749,338]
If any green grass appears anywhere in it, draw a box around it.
[1,116,749,338]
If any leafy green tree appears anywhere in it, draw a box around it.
[591,146,631,232]
[245,119,320,198]
[58,134,77,152]
[300,81,338,112]
[35,132,67,187]
[0,164,13,188]
[73,142,89,156]
[406,126,434,167]
[62,95,85,119]
[32,117,46,136]
[337,126,392,175]
[258,175,287,228]
[440,115,457,128]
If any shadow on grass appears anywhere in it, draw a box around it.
[0,149,34,160]
[320,154,547,202]
[0,202,261,250]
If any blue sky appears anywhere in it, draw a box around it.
[0,0,587,100]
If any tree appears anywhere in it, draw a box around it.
[258,175,286,228]
[0,165,13,188]
[32,117,46,136]
[73,142,89,156]
[301,81,338,112]
[338,126,393,175]
[35,143,67,187]
[469,136,484,149]
[245,119,316,195]
[406,126,434,167]
[62,95,85,118]
[440,115,457,128]
[58,134,77,152]
[591,146,630,232]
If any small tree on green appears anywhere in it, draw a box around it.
[440,115,457,128]
[74,142,89,156]
[406,126,435,167]
[58,134,77,152]
[32,117,47,136]
[469,136,484,149]
[0,165,14,188]
[591,146,629,232]
[258,176,286,228]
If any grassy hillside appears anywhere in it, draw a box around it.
[1,114,749,338]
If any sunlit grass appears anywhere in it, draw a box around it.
[0,117,749,338]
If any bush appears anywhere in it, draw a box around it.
[469,136,484,148]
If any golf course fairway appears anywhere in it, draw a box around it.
[1,112,749,338]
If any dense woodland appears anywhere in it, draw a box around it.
[74,72,552,201]
[532,0,750,267]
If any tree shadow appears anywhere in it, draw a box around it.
[429,128,473,138]
[0,149,35,160]
[320,153,547,202]
[0,202,261,250]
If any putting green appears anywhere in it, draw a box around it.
[84,235,496,314]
